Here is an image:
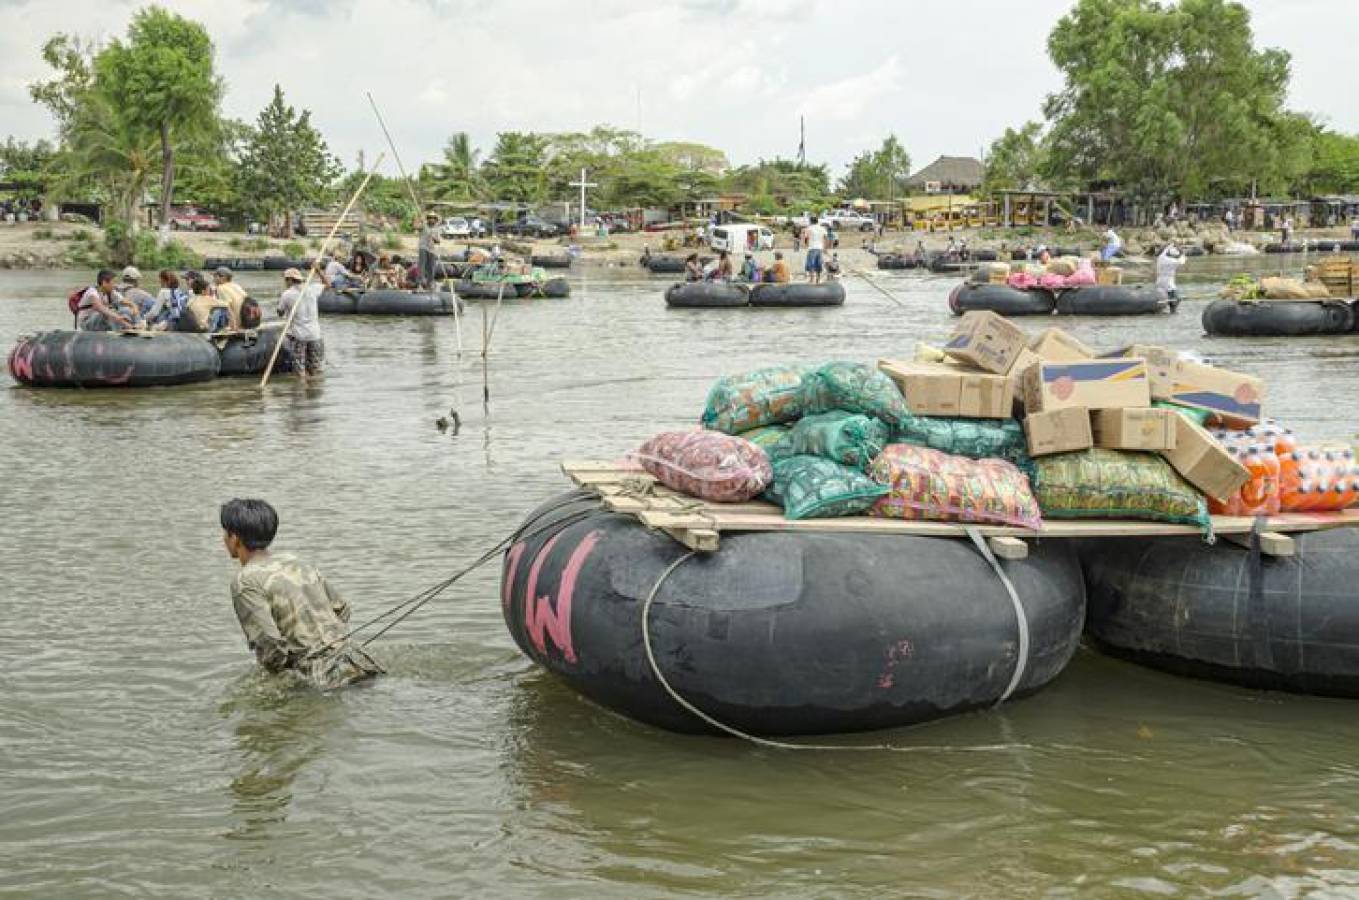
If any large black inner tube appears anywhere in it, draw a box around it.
[664,282,749,308]
[748,281,845,307]
[531,254,572,268]
[1201,298,1355,336]
[7,330,221,388]
[1054,285,1165,316]
[216,327,290,376]
[949,283,1056,316]
[501,494,1086,735]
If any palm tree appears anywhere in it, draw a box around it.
[423,132,483,201]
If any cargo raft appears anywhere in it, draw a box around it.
[949,283,1167,317]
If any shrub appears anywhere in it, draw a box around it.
[70,228,93,243]
[381,230,402,250]
[282,241,306,258]
[131,231,202,269]
[244,237,271,253]
[227,236,244,250]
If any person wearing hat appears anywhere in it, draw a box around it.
[418,211,442,290]
[738,251,759,282]
[119,266,156,320]
[277,267,324,377]
[212,266,249,326]
[1156,243,1186,313]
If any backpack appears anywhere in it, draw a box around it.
[68,287,86,316]
[239,297,262,329]
[207,306,232,332]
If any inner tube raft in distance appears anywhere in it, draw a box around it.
[502,493,1087,735]
[643,255,690,273]
[513,277,570,298]
[531,254,572,269]
[1054,285,1165,316]
[317,289,464,315]
[7,330,220,388]
[1079,529,1359,697]
[876,254,919,270]
[949,283,1056,316]
[664,282,749,308]
[748,281,845,307]
[1201,298,1355,336]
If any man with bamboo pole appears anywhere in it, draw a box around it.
[277,267,324,378]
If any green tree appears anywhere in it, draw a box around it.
[654,141,728,175]
[236,85,340,235]
[1043,0,1300,203]
[838,135,912,200]
[1305,129,1359,194]
[481,132,550,202]
[421,132,483,201]
[982,121,1049,194]
[0,139,56,195]
[96,6,223,238]
[724,158,832,211]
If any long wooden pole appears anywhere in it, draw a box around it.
[366,92,424,214]
[849,268,905,308]
[259,152,385,388]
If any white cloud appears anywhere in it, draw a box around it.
[797,56,904,123]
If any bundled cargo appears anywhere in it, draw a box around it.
[770,410,890,470]
[867,444,1042,529]
[634,431,773,502]
[700,364,814,434]
[765,455,888,520]
[893,414,1035,478]
[735,424,791,450]
[802,360,911,426]
[1033,448,1211,530]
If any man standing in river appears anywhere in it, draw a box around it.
[418,211,442,289]
[802,215,827,284]
[221,498,384,690]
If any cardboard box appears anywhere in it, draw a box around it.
[1030,327,1094,362]
[943,311,1029,375]
[1161,416,1250,502]
[1092,408,1178,451]
[1025,407,1093,457]
[1022,358,1152,413]
[878,359,1013,418]
[1116,345,1264,426]
[1009,348,1042,407]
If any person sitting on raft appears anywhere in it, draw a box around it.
[766,251,791,283]
[321,255,360,291]
[683,253,703,282]
[75,269,136,331]
[119,266,156,318]
[373,253,403,290]
[221,498,384,691]
[348,249,373,286]
[183,274,235,332]
[212,266,249,325]
[739,252,760,282]
[825,253,842,280]
[1101,228,1122,261]
[706,250,734,282]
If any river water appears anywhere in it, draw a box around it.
[4,256,1359,898]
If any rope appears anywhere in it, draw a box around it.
[964,527,1031,705]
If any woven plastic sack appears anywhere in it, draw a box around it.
[634,431,772,503]
[867,444,1041,528]
[770,410,890,469]
[700,364,812,434]
[1034,448,1209,529]
[803,361,910,426]
[765,455,888,520]
[893,415,1035,479]
[1153,400,1209,425]
[736,424,790,451]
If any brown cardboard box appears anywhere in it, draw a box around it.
[1092,408,1178,451]
[1022,358,1151,413]
[1117,344,1180,397]
[1116,345,1264,426]
[943,311,1029,375]
[1161,416,1250,502]
[878,359,1013,418]
[1009,348,1042,407]
[1024,407,1093,457]
[1029,327,1094,361]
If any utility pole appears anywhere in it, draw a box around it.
[570,168,597,227]
[797,116,806,166]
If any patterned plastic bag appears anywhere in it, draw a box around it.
[867,444,1042,528]
[634,430,772,503]
[701,364,813,434]
[803,360,910,426]
[770,410,890,469]
[736,424,791,451]
[1034,448,1210,529]
[765,455,888,520]
[892,415,1035,479]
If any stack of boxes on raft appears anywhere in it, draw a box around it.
[566,310,1359,555]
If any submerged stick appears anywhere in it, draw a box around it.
[850,268,905,307]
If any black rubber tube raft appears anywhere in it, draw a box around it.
[876,254,920,270]
[513,277,571,298]
[643,255,690,274]
[1054,285,1166,316]
[215,328,291,376]
[748,281,845,307]
[1202,299,1355,336]
[1080,529,1359,697]
[949,283,1057,316]
[317,289,463,315]
[531,254,572,269]
[502,493,1087,735]
[664,282,749,308]
[7,330,220,388]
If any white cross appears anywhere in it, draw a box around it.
[569,167,597,227]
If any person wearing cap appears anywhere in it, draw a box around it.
[212,266,249,326]
[277,267,324,377]
[321,254,358,291]
[418,211,442,289]
[119,266,156,319]
[738,252,759,282]
[1156,243,1186,313]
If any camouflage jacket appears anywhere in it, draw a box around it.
[230,553,382,689]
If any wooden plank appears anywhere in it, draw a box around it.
[987,536,1030,560]
[1220,531,1296,557]
[665,527,720,553]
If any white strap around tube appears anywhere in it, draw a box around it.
[966,527,1031,706]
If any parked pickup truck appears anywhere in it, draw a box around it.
[168,207,221,231]
[790,210,876,231]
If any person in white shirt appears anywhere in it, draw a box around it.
[321,255,357,291]
[277,268,324,377]
[1101,228,1122,261]
[801,215,828,283]
[1156,244,1186,313]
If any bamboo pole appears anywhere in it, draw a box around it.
[259,152,385,388]
[366,92,424,213]
[481,279,507,405]
[849,268,905,307]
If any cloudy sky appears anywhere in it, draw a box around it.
[1,0,1355,181]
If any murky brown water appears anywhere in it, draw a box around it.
[4,256,1359,897]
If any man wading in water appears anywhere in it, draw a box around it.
[221,498,384,689]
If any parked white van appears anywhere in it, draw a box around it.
[709,223,775,254]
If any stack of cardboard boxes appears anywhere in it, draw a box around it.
[879,312,1263,506]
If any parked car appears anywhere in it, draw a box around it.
[442,216,473,238]
[168,207,221,231]
[502,215,560,238]
[824,210,877,231]
[709,224,775,254]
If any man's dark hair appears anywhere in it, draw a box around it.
[96,269,114,286]
[220,499,279,550]
[190,275,209,295]
[810,215,819,225]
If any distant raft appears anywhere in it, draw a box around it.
[876,254,922,270]
[1053,285,1166,316]
[748,281,846,307]
[7,330,221,388]
[531,254,573,269]
[317,289,464,315]
[949,283,1057,316]
[1080,529,1359,697]
[1201,298,1355,336]
[454,278,570,300]
[664,282,749,308]
[502,493,1086,735]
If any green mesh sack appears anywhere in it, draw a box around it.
[1153,400,1210,425]
[736,424,791,451]
[764,455,888,520]
[893,415,1035,480]
[1035,448,1210,531]
[803,361,910,426]
[701,364,813,434]
[769,410,890,469]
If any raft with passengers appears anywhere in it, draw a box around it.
[501,322,1359,736]
[948,246,1181,317]
[663,249,846,309]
